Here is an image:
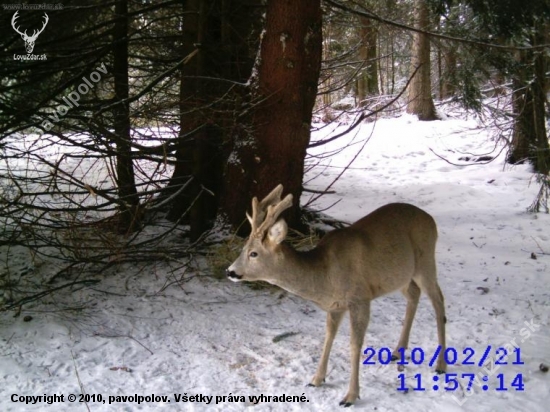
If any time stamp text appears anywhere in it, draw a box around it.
[364,345,525,392]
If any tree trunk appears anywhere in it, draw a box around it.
[439,43,457,99]
[112,0,140,232]
[357,15,379,105]
[508,23,549,174]
[220,0,323,233]
[165,0,260,240]
[509,57,534,165]
[531,23,549,175]
[437,8,457,100]
[166,0,216,241]
[322,22,332,107]
[406,0,438,120]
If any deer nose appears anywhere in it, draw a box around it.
[226,269,242,281]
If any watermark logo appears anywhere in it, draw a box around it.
[12,10,48,53]
[11,11,48,60]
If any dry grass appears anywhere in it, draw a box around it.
[206,235,245,280]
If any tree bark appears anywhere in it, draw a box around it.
[165,0,260,240]
[357,15,379,105]
[322,22,332,108]
[167,0,216,241]
[112,0,140,232]
[508,22,549,174]
[439,43,457,99]
[220,0,323,233]
[406,0,438,120]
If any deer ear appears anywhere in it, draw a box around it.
[267,219,288,244]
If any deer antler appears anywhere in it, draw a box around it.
[246,184,284,232]
[246,184,293,237]
[254,193,293,238]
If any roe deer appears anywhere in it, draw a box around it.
[226,184,446,406]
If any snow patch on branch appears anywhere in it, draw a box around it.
[280,32,289,53]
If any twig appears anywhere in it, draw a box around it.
[127,335,154,355]
[128,335,154,355]
[302,187,336,195]
[71,351,91,412]
[530,236,549,255]
[428,144,507,167]
[311,198,342,213]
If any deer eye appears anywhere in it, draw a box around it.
[249,251,258,258]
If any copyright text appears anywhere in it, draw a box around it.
[10,392,310,405]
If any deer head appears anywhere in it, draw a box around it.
[226,184,293,283]
[12,11,49,54]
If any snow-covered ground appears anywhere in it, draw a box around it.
[1,109,549,411]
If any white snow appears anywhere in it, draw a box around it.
[1,108,549,411]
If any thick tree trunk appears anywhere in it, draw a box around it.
[112,0,140,232]
[165,0,260,240]
[406,0,438,120]
[221,0,323,233]
[167,0,217,241]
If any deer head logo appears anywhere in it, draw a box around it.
[11,11,49,54]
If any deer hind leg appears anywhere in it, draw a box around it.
[426,282,447,373]
[309,310,345,387]
[414,259,447,373]
[392,280,421,362]
[340,301,371,407]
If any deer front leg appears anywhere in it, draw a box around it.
[340,302,370,407]
[309,311,345,386]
